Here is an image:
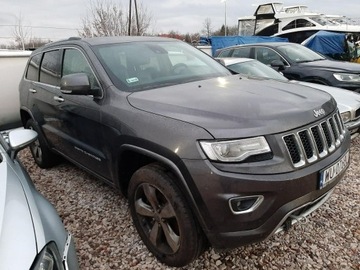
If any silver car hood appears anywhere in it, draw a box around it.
[292,81,360,113]
[0,150,37,269]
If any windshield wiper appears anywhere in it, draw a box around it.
[297,58,324,63]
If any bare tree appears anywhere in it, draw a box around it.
[13,14,30,50]
[202,18,213,38]
[79,0,153,37]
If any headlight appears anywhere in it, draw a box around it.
[200,136,271,162]
[31,242,64,270]
[333,73,360,82]
[340,111,351,123]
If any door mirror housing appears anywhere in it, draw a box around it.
[7,129,38,159]
[60,73,101,96]
[270,60,285,71]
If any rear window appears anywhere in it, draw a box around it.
[39,50,61,86]
[26,54,42,81]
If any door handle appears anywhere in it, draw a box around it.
[53,96,65,102]
[29,88,37,93]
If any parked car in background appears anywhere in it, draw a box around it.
[0,128,79,269]
[0,50,31,129]
[218,58,360,139]
[19,36,350,267]
[214,42,360,92]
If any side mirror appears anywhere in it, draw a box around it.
[270,60,285,71]
[60,73,101,96]
[7,129,38,159]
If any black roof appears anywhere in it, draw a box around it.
[32,36,178,54]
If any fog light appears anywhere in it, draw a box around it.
[229,195,264,214]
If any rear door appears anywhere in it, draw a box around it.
[26,49,63,147]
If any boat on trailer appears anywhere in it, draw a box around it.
[238,2,360,43]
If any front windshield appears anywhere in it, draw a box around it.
[227,60,288,81]
[277,43,325,63]
[92,40,231,92]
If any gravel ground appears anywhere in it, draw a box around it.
[19,137,360,270]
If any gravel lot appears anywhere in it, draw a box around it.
[19,137,360,270]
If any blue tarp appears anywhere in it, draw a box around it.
[303,31,346,55]
[210,36,288,56]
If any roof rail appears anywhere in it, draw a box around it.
[68,37,81,40]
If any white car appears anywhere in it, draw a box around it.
[0,128,79,269]
[218,58,360,139]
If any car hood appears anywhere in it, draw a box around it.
[0,153,37,269]
[299,59,360,73]
[128,75,336,138]
[293,81,360,113]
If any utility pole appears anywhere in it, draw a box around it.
[221,0,227,36]
[128,0,132,36]
[134,0,140,35]
[128,0,140,36]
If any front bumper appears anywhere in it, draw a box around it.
[333,82,360,93]
[62,233,79,270]
[183,135,350,249]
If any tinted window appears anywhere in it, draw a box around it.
[62,49,99,89]
[232,47,251,58]
[218,49,233,57]
[254,47,285,65]
[26,54,42,81]
[282,19,315,31]
[40,50,61,86]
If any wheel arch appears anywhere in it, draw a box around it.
[20,107,54,153]
[117,144,208,234]
[118,144,192,197]
[20,107,33,128]
[302,76,330,85]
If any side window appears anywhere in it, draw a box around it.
[62,49,99,89]
[218,49,233,57]
[255,47,284,65]
[40,50,61,86]
[282,19,315,31]
[232,47,251,58]
[26,54,42,81]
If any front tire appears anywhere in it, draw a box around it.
[128,163,205,267]
[25,119,60,168]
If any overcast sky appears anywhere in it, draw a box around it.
[1,0,360,45]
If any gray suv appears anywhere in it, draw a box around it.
[19,36,350,267]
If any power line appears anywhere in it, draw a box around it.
[0,24,79,31]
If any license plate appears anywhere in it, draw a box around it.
[319,151,350,189]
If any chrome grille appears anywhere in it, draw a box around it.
[283,111,346,168]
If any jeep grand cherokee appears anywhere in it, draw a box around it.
[19,37,350,267]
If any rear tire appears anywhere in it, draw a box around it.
[128,163,206,267]
[25,119,60,168]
